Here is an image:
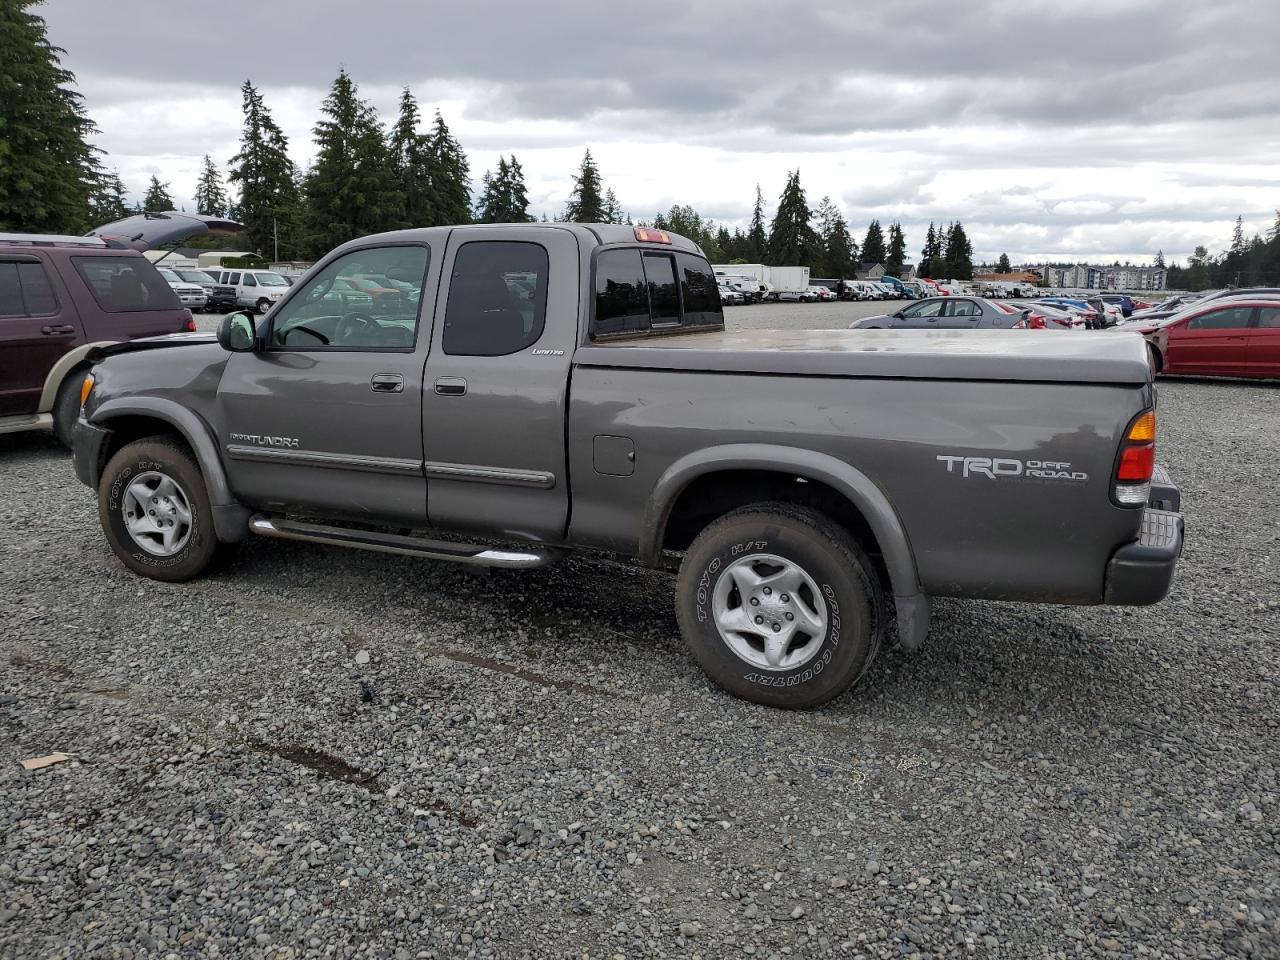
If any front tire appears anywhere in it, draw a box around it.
[52,371,84,448]
[97,437,227,582]
[676,504,884,708]
[255,298,272,315]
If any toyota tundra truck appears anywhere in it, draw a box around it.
[70,224,1183,708]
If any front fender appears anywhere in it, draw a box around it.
[643,443,930,650]
[88,396,249,542]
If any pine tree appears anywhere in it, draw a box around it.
[603,188,624,224]
[860,220,886,266]
[303,69,402,256]
[996,252,1011,273]
[563,149,606,222]
[942,222,974,280]
[1154,249,1166,268]
[143,175,174,211]
[766,171,818,266]
[885,222,907,276]
[476,155,533,223]
[475,159,504,223]
[229,80,301,259]
[193,155,227,216]
[506,156,532,223]
[388,87,433,228]
[747,185,768,261]
[0,1,102,232]
[815,197,855,277]
[88,169,129,224]
[423,110,470,226]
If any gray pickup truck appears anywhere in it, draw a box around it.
[71,224,1183,708]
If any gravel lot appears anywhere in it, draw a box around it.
[2,318,1278,958]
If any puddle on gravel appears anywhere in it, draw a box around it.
[254,742,385,793]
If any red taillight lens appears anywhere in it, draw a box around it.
[634,227,672,244]
[185,318,197,332]
[1117,442,1154,481]
[1029,314,1046,329]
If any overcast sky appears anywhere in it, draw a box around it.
[42,0,1280,265]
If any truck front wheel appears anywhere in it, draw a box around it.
[97,437,229,582]
[676,504,884,708]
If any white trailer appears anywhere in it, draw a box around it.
[712,263,810,301]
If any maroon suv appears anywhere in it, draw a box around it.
[0,213,241,445]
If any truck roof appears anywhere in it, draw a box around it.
[329,223,705,256]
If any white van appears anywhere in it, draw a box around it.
[205,267,292,314]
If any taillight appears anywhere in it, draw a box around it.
[1114,410,1155,505]
[1029,314,1046,329]
[182,308,195,332]
[634,227,672,244]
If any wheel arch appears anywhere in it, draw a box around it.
[37,343,113,413]
[643,445,930,650]
[89,396,249,541]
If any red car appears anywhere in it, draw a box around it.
[1139,297,1280,378]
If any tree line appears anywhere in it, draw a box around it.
[1163,215,1280,290]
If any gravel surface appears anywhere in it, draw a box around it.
[2,370,1278,958]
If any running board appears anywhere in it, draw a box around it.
[248,515,560,569]
[0,413,53,436]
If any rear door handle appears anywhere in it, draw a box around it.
[41,324,75,335]
[370,373,404,393]
[434,377,467,396]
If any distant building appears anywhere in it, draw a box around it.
[856,262,884,281]
[1032,262,1166,291]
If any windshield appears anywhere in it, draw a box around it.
[255,272,289,286]
[157,268,180,283]
[179,270,214,283]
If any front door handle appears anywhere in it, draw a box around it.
[370,373,404,393]
[41,324,75,335]
[434,377,467,396]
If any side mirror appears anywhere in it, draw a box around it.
[217,311,257,352]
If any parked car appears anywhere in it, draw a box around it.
[0,212,240,445]
[1009,300,1086,329]
[717,284,744,306]
[1127,296,1280,378]
[204,268,292,315]
[806,285,836,302]
[71,223,1182,709]
[174,268,221,308]
[1100,294,1136,318]
[850,296,1034,329]
[155,267,209,312]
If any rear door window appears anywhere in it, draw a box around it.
[592,247,724,339]
[1187,306,1253,330]
[0,263,24,316]
[442,241,548,356]
[17,262,57,315]
[1257,307,1280,329]
[71,256,181,312]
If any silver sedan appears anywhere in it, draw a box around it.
[850,296,1032,329]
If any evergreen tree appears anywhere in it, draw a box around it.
[143,175,174,211]
[885,222,907,276]
[766,171,818,266]
[860,220,886,265]
[603,188,624,224]
[1153,249,1166,268]
[303,69,402,256]
[1186,245,1211,291]
[747,185,769,262]
[388,87,433,228]
[475,155,532,223]
[228,80,301,259]
[657,204,721,259]
[563,149,606,222]
[996,252,1012,273]
[506,156,532,223]
[0,0,102,232]
[193,155,227,216]
[88,169,129,224]
[424,110,471,226]
[815,197,855,277]
[942,222,974,280]
[920,223,937,278]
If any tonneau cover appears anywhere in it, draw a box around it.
[574,328,1153,384]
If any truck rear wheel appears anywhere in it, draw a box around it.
[97,437,228,582]
[676,503,883,708]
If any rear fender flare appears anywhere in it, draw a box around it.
[643,444,930,649]
[38,343,114,413]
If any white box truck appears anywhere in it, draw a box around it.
[712,263,811,302]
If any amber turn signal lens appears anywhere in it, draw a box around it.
[79,374,95,408]
[1128,411,1156,442]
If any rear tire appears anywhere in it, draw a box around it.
[52,371,84,448]
[255,298,272,315]
[97,437,229,582]
[676,503,884,709]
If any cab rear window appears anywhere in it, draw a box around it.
[72,256,181,313]
[591,248,722,340]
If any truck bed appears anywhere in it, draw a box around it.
[575,328,1152,385]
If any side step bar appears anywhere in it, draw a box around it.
[248,515,560,569]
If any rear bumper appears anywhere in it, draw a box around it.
[1104,504,1184,606]
[72,416,110,489]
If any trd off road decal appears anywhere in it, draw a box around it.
[937,455,1088,482]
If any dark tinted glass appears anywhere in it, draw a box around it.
[676,252,722,328]
[1188,306,1252,330]
[72,256,181,312]
[17,263,57,315]
[643,254,679,324]
[443,241,548,356]
[0,263,23,316]
[594,249,650,337]
[1258,307,1280,329]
